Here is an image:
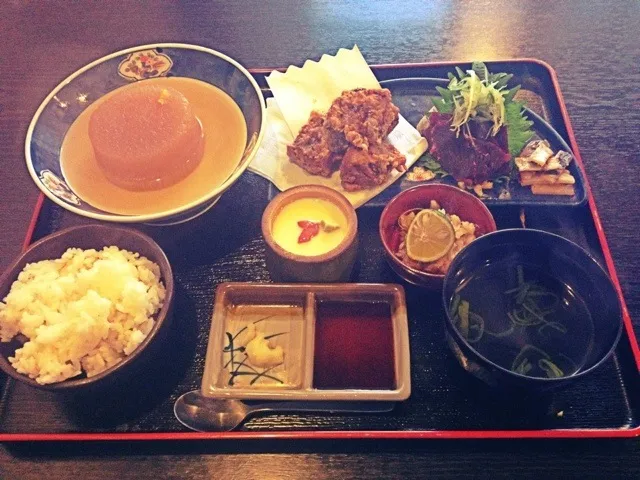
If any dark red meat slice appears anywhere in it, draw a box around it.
[420,112,511,184]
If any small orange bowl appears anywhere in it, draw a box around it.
[379,184,497,289]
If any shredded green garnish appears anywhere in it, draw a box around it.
[514,357,533,375]
[431,61,534,156]
[485,321,515,338]
[538,321,568,335]
[511,344,551,373]
[458,300,470,339]
[453,265,575,378]
[538,358,564,378]
[503,266,561,331]
[450,294,461,318]
[467,312,485,344]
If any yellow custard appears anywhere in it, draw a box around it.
[271,198,348,256]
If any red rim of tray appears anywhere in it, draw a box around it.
[1,58,638,442]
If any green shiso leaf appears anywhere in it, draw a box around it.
[432,86,454,113]
[505,101,534,157]
[489,72,513,90]
[502,85,521,103]
[435,86,454,101]
[432,97,451,113]
[471,61,489,82]
[415,152,450,177]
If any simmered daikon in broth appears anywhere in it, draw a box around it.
[60,77,247,215]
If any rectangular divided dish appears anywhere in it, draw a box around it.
[0,59,638,441]
[201,283,410,401]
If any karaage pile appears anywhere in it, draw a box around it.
[286,88,405,191]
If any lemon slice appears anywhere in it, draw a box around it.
[405,209,455,262]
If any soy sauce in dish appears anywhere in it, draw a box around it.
[313,301,396,390]
[450,262,594,379]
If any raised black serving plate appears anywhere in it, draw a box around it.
[1,60,638,441]
[266,72,587,208]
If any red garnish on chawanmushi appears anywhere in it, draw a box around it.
[297,221,320,243]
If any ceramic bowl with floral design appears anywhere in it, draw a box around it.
[25,43,266,225]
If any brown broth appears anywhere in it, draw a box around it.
[313,301,396,390]
[60,77,247,215]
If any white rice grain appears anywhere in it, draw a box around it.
[0,246,165,384]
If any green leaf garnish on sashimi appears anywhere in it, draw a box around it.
[431,61,534,156]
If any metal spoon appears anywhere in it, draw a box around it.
[174,390,394,432]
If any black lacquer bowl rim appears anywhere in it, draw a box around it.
[0,224,175,391]
[442,228,624,385]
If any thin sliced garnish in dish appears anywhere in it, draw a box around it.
[405,209,455,263]
[395,200,477,275]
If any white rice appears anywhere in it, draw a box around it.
[0,246,165,384]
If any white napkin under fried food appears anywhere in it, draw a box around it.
[248,46,427,208]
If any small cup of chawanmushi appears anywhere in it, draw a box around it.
[262,185,358,282]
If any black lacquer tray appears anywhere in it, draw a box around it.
[1,60,638,441]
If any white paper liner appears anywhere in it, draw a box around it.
[248,46,427,208]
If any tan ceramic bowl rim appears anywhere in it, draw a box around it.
[24,43,267,223]
[379,184,498,280]
[0,224,174,390]
[261,185,358,264]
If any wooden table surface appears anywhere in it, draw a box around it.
[1,0,639,478]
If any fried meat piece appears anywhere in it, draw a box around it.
[326,88,399,150]
[340,143,406,191]
[287,112,348,177]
